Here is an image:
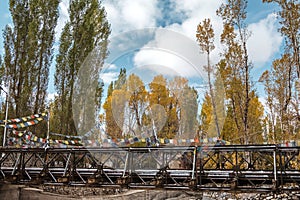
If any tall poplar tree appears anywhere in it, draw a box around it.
[263,0,300,138]
[126,74,148,135]
[263,0,299,79]
[260,54,297,142]
[149,75,179,139]
[54,0,110,135]
[217,0,253,144]
[196,18,222,138]
[168,77,198,139]
[3,0,59,118]
[103,69,127,139]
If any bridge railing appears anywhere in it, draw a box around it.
[0,145,299,192]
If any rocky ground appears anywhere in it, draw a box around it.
[2,184,300,199]
[35,185,300,200]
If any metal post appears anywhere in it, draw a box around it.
[1,86,9,147]
[46,108,50,147]
[273,149,277,184]
[123,151,129,177]
[191,147,196,180]
[2,95,8,147]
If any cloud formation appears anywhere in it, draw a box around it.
[248,13,283,66]
[133,29,206,79]
[100,1,283,83]
[103,0,160,35]
[99,71,119,85]
[55,0,69,41]
[130,1,225,80]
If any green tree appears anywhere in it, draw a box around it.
[3,0,59,119]
[2,0,59,138]
[53,0,110,135]
[221,106,238,142]
[221,93,264,144]
[114,68,127,90]
[0,56,3,83]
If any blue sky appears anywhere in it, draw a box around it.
[0,0,11,53]
[0,0,282,101]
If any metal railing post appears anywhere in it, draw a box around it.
[273,146,277,191]
[1,86,9,147]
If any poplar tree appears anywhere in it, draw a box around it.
[196,18,222,138]
[3,0,59,118]
[0,56,3,82]
[198,74,225,141]
[260,54,297,142]
[217,0,253,144]
[126,74,148,135]
[168,77,198,139]
[54,0,110,135]
[103,69,127,139]
[199,93,213,139]
[263,0,299,79]
[262,0,300,140]
[148,75,179,139]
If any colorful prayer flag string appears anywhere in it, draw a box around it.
[0,113,47,124]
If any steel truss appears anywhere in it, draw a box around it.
[0,145,300,192]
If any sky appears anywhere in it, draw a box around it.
[0,0,283,101]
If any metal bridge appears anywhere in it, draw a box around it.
[1,145,300,192]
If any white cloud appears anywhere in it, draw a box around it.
[248,13,283,66]
[167,0,225,43]
[102,0,160,36]
[131,1,225,79]
[106,64,118,70]
[47,92,57,103]
[133,29,206,79]
[102,1,226,79]
[55,0,161,42]
[171,0,223,16]
[99,72,119,84]
[55,0,69,41]
[102,0,283,83]
[134,49,199,77]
